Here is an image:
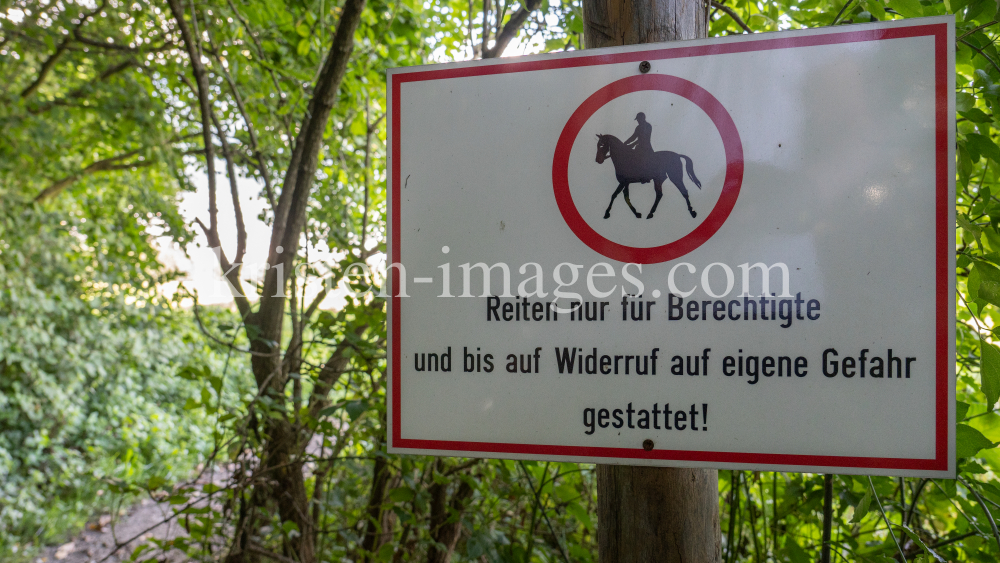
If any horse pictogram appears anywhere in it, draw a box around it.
[595,113,702,220]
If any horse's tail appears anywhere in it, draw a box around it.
[680,155,702,189]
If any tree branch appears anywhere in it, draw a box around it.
[270,0,367,254]
[33,149,148,202]
[20,39,72,98]
[171,12,253,318]
[307,322,370,421]
[710,1,752,34]
[246,543,300,563]
[482,0,541,58]
[208,43,277,210]
[224,0,294,142]
[191,218,253,319]
[167,0,221,252]
[29,58,138,114]
[482,0,491,57]
[361,99,373,251]
[959,21,999,41]
[960,38,1000,76]
[20,0,107,98]
[254,0,369,389]
[211,113,248,265]
[831,0,855,26]
[72,32,174,53]
[960,477,1000,554]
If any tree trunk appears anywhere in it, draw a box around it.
[583,0,720,560]
[361,450,399,562]
[597,466,720,562]
[267,418,315,563]
[426,461,476,563]
[583,0,706,48]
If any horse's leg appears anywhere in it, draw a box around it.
[622,185,641,218]
[647,180,663,219]
[668,169,697,218]
[604,181,627,219]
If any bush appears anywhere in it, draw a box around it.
[0,205,230,553]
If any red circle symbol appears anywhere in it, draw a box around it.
[552,74,744,264]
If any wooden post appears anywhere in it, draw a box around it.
[582,1,721,561]
[583,0,707,49]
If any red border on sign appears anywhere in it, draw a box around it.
[390,23,950,472]
[552,74,744,264]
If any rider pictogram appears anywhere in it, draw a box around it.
[595,114,702,220]
[624,112,654,157]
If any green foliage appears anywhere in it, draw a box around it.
[0,203,245,553]
[7,0,1000,561]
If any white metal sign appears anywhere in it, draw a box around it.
[386,17,956,477]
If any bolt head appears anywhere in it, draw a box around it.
[639,61,651,73]
[642,439,654,451]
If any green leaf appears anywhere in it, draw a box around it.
[967,133,1000,164]
[964,0,996,21]
[979,480,1000,501]
[958,92,977,112]
[961,459,989,473]
[979,280,1000,308]
[345,399,368,421]
[956,423,996,458]
[960,143,976,185]
[862,0,884,18]
[131,543,153,559]
[553,483,577,502]
[783,538,811,563]
[466,530,491,558]
[297,38,310,57]
[938,478,957,497]
[565,502,593,530]
[388,486,415,502]
[970,263,983,298]
[228,441,241,461]
[985,226,1000,254]
[958,400,971,421]
[900,527,947,562]
[851,489,872,523]
[350,116,367,136]
[890,0,924,16]
[971,260,1000,308]
[318,405,340,417]
[980,337,1000,408]
[962,108,994,123]
[177,366,200,380]
[393,506,413,525]
[975,258,1000,279]
[296,22,310,37]
[960,214,982,241]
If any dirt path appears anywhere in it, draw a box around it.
[36,497,189,563]
[36,466,233,563]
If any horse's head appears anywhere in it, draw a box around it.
[596,134,611,164]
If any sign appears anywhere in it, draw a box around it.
[386,16,956,477]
